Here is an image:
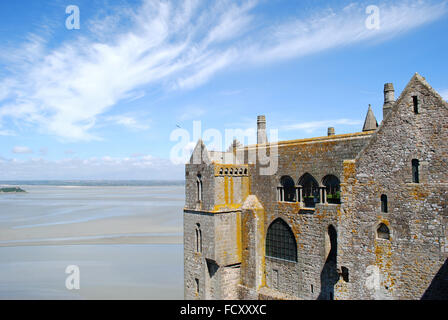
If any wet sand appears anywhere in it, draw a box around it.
[0,185,185,299]
[0,185,184,246]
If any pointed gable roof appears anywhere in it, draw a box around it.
[380,72,448,127]
[189,139,211,164]
[355,72,448,162]
[410,72,448,105]
[362,104,378,132]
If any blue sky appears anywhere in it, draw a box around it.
[0,0,447,180]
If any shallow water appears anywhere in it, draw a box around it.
[0,185,185,299]
[0,244,183,299]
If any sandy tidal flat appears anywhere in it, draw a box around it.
[0,185,185,299]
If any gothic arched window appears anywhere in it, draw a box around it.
[299,173,320,208]
[322,175,341,204]
[266,218,297,262]
[196,174,203,202]
[280,176,296,202]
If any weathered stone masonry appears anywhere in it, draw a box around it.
[183,73,448,300]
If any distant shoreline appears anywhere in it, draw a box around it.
[0,187,26,193]
[0,180,185,187]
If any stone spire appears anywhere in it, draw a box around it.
[189,139,210,164]
[363,105,378,132]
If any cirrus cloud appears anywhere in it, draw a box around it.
[0,0,446,141]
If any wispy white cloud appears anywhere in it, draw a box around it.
[283,119,363,134]
[0,129,15,136]
[0,0,446,141]
[12,146,33,154]
[0,154,184,180]
[104,115,150,131]
[242,1,448,64]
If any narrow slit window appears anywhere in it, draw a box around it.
[381,194,388,213]
[412,159,420,183]
[196,174,203,202]
[195,223,202,253]
[413,96,419,114]
[195,229,199,252]
[195,278,199,294]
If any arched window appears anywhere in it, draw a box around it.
[266,218,297,262]
[381,195,388,213]
[377,223,390,240]
[322,175,341,204]
[299,173,320,208]
[196,174,203,202]
[195,223,202,253]
[280,176,296,202]
[412,159,419,183]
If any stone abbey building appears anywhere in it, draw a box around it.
[183,73,448,300]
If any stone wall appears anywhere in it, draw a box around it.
[265,257,300,296]
[183,208,243,299]
[185,163,216,212]
[184,74,448,300]
[183,210,215,300]
[337,74,448,299]
[245,133,372,299]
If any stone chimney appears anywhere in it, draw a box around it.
[327,127,335,136]
[257,115,267,144]
[383,83,395,119]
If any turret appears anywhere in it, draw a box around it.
[363,104,378,132]
[383,83,395,119]
[257,115,267,145]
